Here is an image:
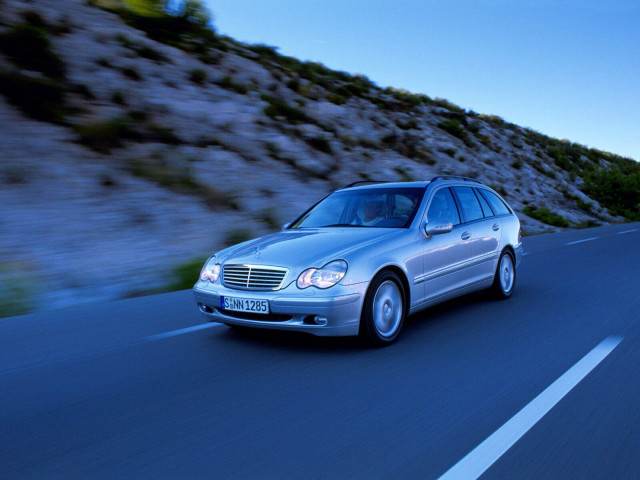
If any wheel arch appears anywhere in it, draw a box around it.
[502,244,515,259]
[370,264,411,309]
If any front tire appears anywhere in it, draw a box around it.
[360,271,406,346]
[491,250,516,299]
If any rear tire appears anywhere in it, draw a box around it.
[491,250,516,299]
[359,271,406,346]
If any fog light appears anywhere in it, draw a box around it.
[199,303,213,314]
[314,316,328,326]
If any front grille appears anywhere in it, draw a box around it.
[222,264,288,290]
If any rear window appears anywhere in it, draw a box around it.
[475,188,494,217]
[453,187,483,222]
[479,189,511,215]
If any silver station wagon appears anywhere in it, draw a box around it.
[193,176,523,345]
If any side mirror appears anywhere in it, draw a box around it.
[425,222,453,237]
[281,223,290,231]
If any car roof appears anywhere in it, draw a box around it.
[339,176,489,192]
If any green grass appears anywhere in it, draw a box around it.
[523,206,570,228]
[0,264,34,318]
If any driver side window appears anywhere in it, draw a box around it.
[427,188,461,226]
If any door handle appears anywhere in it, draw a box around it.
[461,231,471,240]
[492,224,500,231]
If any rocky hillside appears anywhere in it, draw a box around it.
[1,0,638,315]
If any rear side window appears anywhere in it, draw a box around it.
[475,188,494,217]
[479,189,511,215]
[453,187,483,222]
[427,188,460,226]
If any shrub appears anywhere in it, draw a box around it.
[327,94,345,105]
[126,157,238,209]
[576,198,593,213]
[437,119,468,142]
[224,228,254,246]
[286,78,301,92]
[120,66,142,80]
[75,117,139,152]
[523,206,570,228]
[259,207,280,230]
[0,70,66,122]
[512,159,523,169]
[119,35,168,62]
[383,87,423,110]
[262,95,311,124]
[166,257,207,291]
[111,90,126,105]
[21,10,50,30]
[219,75,248,94]
[432,98,465,113]
[443,148,456,158]
[71,83,95,99]
[396,118,418,130]
[0,24,66,79]
[189,68,207,84]
[582,167,640,220]
[305,136,332,154]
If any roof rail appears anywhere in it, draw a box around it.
[342,180,389,189]
[429,175,482,184]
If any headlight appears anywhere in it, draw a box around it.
[297,260,347,289]
[200,256,221,283]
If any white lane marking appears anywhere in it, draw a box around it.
[145,322,223,341]
[565,237,598,246]
[617,229,638,235]
[438,335,623,480]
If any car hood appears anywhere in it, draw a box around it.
[218,228,399,271]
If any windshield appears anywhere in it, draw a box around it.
[290,187,425,229]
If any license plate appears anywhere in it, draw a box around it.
[220,296,269,314]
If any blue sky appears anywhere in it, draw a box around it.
[205,0,639,161]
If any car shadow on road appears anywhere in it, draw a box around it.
[210,290,502,353]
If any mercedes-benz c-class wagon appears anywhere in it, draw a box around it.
[193,176,523,345]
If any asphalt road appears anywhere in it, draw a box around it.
[1,222,640,479]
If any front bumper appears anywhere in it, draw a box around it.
[192,280,367,336]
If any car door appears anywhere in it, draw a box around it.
[473,187,502,277]
[417,187,473,304]
[451,186,501,284]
